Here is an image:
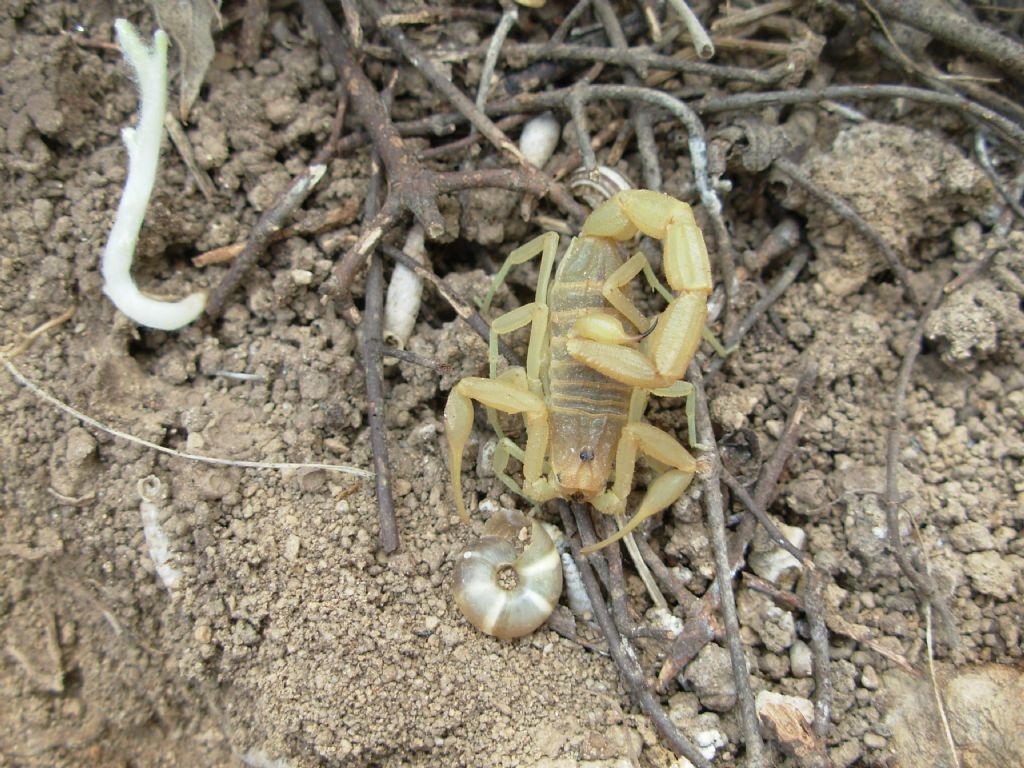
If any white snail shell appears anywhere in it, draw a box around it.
[453,509,563,640]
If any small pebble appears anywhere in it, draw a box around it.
[194,624,213,644]
[790,640,813,678]
[290,268,313,286]
[863,732,887,750]
[861,665,880,690]
[283,533,301,562]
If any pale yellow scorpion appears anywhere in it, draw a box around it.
[446,190,712,639]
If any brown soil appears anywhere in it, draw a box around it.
[1,3,1021,768]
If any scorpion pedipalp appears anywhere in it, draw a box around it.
[453,509,562,640]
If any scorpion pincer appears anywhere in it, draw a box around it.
[445,189,711,635]
[453,508,563,640]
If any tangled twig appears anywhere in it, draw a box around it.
[560,502,713,768]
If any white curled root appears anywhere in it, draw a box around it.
[102,20,206,331]
[453,509,562,640]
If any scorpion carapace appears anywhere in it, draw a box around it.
[445,190,711,555]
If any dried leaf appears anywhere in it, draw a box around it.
[148,0,221,121]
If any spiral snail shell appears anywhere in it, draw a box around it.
[453,509,563,640]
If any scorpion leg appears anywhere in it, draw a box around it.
[492,436,526,497]
[585,409,697,555]
[444,375,557,521]
[480,232,557,435]
[480,231,559,314]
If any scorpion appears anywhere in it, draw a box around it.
[445,189,711,638]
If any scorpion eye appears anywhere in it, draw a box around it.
[579,448,595,461]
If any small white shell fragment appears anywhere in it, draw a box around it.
[755,690,815,725]
[748,523,806,586]
[383,224,427,350]
[569,165,635,207]
[137,475,181,591]
[518,112,561,169]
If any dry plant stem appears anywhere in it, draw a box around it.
[590,0,661,189]
[546,0,593,47]
[974,132,1024,221]
[721,468,812,568]
[885,285,958,645]
[381,245,522,367]
[508,42,784,83]
[206,89,347,317]
[665,0,715,59]
[2,307,75,358]
[194,199,361,266]
[658,364,816,689]
[382,346,452,375]
[689,361,767,768]
[699,84,1024,151]
[744,573,803,610]
[599,518,639,636]
[633,532,701,615]
[418,115,528,161]
[355,0,584,221]
[0,354,371,478]
[592,0,647,78]
[163,115,216,201]
[616,518,669,611]
[870,0,1024,84]
[476,7,519,114]
[773,157,922,307]
[712,0,796,30]
[338,0,363,49]
[301,0,581,313]
[299,0,447,239]
[708,246,809,378]
[568,91,597,172]
[801,567,832,741]
[926,605,963,768]
[863,25,1024,132]
[364,251,399,553]
[360,152,400,554]
[560,503,713,768]
[240,0,269,65]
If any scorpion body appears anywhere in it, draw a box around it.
[446,190,712,638]
[545,237,634,498]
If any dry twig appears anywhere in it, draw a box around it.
[560,502,712,768]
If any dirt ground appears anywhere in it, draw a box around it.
[1,2,1022,767]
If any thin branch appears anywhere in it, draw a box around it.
[658,364,817,689]
[870,0,1024,84]
[560,502,712,768]
[773,157,922,307]
[206,89,347,317]
[800,567,832,741]
[0,355,371,478]
[688,361,767,767]
[884,284,959,645]
[708,246,809,378]
[360,142,400,554]
[698,84,1024,151]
